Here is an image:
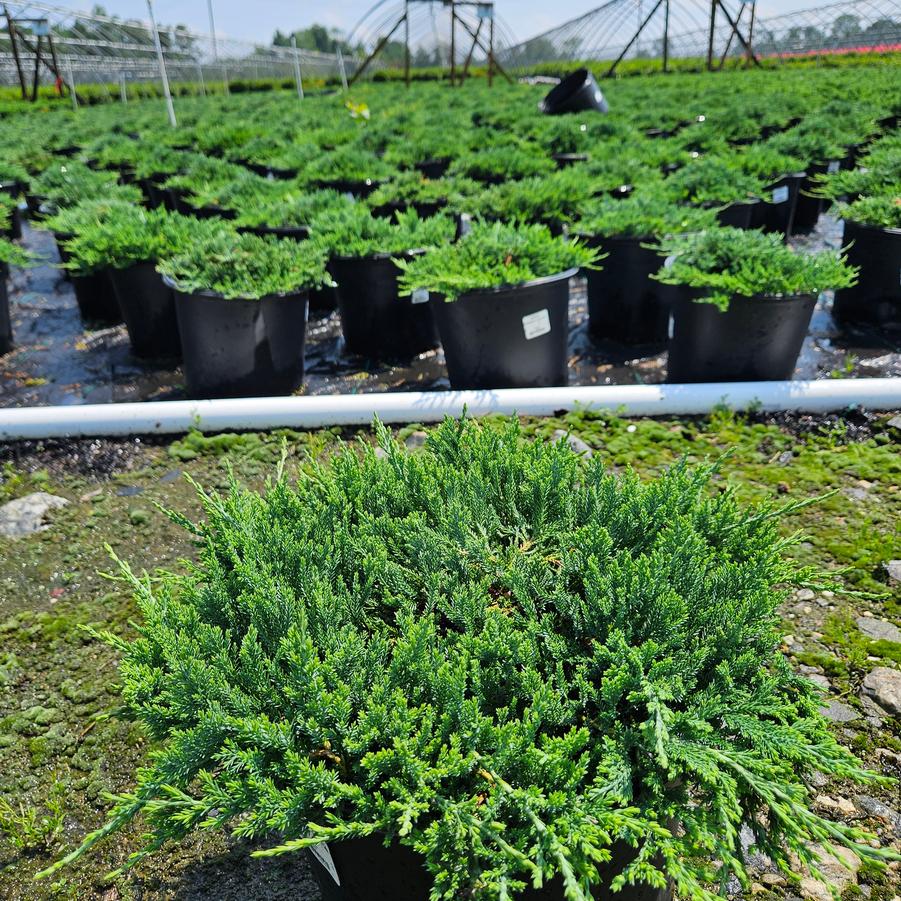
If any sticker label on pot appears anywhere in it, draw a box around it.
[772,186,789,204]
[827,160,840,174]
[411,288,430,305]
[310,843,340,886]
[522,309,551,340]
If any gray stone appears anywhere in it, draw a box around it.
[854,795,901,836]
[862,667,901,715]
[806,674,831,690]
[552,429,593,457]
[404,430,428,450]
[0,492,69,538]
[856,615,901,644]
[843,486,869,502]
[887,415,901,430]
[820,700,859,723]
[796,587,816,602]
[885,560,901,584]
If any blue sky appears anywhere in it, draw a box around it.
[101,0,821,46]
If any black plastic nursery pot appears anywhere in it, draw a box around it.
[552,152,590,168]
[791,162,839,235]
[330,253,438,360]
[832,220,901,329]
[414,158,451,179]
[540,68,609,116]
[584,235,669,346]
[667,291,815,383]
[309,835,671,901]
[371,200,447,220]
[70,269,123,326]
[313,179,382,199]
[54,230,74,267]
[750,173,805,239]
[109,261,181,359]
[432,269,576,390]
[240,224,312,241]
[0,262,12,356]
[169,280,309,399]
[716,199,763,230]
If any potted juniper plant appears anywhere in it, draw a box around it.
[572,192,717,346]
[157,229,331,398]
[733,145,808,239]
[304,146,395,198]
[651,227,857,383]
[0,238,38,355]
[64,205,209,359]
[366,171,477,221]
[831,192,901,329]
[39,416,899,900]
[398,221,599,389]
[312,206,455,360]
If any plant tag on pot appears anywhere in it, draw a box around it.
[522,309,551,340]
[310,843,341,886]
[772,186,789,204]
[827,160,840,174]
[411,288,430,305]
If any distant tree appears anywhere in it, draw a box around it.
[830,14,861,45]
[273,24,356,55]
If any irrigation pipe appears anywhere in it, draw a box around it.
[1,379,899,441]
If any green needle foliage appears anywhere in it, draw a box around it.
[39,417,896,898]
[310,206,455,259]
[0,236,39,268]
[835,191,901,229]
[651,227,858,310]
[573,192,719,239]
[397,221,600,301]
[157,229,332,300]
[663,157,764,206]
[29,161,142,209]
[234,187,354,230]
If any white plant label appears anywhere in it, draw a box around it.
[411,288,430,305]
[522,309,551,340]
[310,843,341,886]
[827,160,840,174]
[772,186,789,204]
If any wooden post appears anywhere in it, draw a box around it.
[746,1,757,67]
[461,20,483,82]
[604,0,664,78]
[30,34,42,101]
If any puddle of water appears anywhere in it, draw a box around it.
[1,215,898,409]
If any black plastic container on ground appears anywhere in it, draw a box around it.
[540,68,609,116]
[240,224,312,241]
[309,835,671,901]
[70,269,123,326]
[414,158,451,179]
[371,200,447,221]
[432,269,576,390]
[313,179,382,199]
[0,262,11,356]
[109,262,181,359]
[832,220,901,330]
[750,173,805,239]
[330,253,438,360]
[168,280,309,398]
[716,199,762,229]
[791,162,839,235]
[584,235,669,346]
[552,153,590,168]
[668,292,816,383]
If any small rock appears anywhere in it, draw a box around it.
[404,430,428,450]
[807,674,830,690]
[116,485,144,497]
[0,492,69,538]
[800,845,861,901]
[777,450,794,465]
[80,488,103,502]
[885,561,901,584]
[373,447,388,459]
[761,873,786,886]
[856,616,901,644]
[887,415,901,430]
[552,429,593,457]
[862,667,901,715]
[159,469,182,484]
[844,486,869,502]
[796,588,816,602]
[835,797,857,817]
[854,795,901,836]
[820,699,859,723]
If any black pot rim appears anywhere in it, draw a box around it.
[331,248,426,264]
[161,273,310,303]
[439,266,580,301]
[682,291,817,306]
[842,219,901,237]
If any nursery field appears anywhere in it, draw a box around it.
[0,411,900,900]
[1,62,900,400]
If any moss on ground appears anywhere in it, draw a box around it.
[0,411,898,899]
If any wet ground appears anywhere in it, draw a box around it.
[1,214,899,409]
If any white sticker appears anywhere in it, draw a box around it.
[827,160,840,174]
[411,288,430,305]
[772,186,789,204]
[522,309,551,340]
[310,843,341,886]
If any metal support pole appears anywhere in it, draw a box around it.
[488,17,495,87]
[717,2,744,69]
[66,60,77,110]
[207,0,218,60]
[746,0,757,67]
[662,0,670,73]
[404,1,410,87]
[450,7,456,86]
[146,0,177,127]
[714,0,761,67]
[337,45,348,91]
[4,8,27,99]
[120,71,127,102]
[30,33,41,101]
[196,61,205,96]
[291,34,303,99]
[222,64,229,95]
[604,0,664,78]
[706,0,716,70]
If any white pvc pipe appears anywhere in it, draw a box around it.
[1,379,899,442]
